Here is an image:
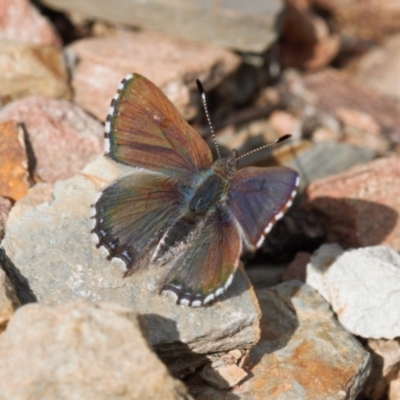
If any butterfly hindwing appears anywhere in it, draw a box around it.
[161,207,242,306]
[227,167,299,250]
[92,173,184,271]
[105,73,213,179]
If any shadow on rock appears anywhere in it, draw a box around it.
[304,197,398,249]
[0,247,37,304]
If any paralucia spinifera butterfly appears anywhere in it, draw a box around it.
[92,73,299,307]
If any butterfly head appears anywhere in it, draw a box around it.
[212,149,238,180]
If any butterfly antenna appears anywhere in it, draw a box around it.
[236,134,292,161]
[196,79,221,160]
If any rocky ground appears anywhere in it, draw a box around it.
[0,0,400,399]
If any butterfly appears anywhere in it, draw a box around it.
[92,73,299,307]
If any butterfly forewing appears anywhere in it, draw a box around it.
[106,73,213,179]
[93,173,184,271]
[228,167,299,250]
[161,207,242,306]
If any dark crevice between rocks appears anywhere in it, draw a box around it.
[0,247,37,304]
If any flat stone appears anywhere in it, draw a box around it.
[200,363,248,390]
[191,281,371,399]
[0,96,103,183]
[0,300,191,399]
[0,156,261,376]
[0,0,61,47]
[0,40,70,105]
[271,140,376,191]
[304,157,400,251]
[306,244,400,339]
[42,0,281,53]
[0,268,20,334]
[67,30,240,120]
[0,121,30,201]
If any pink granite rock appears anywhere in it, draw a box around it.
[304,157,400,251]
[0,0,61,47]
[0,96,103,183]
[67,30,240,121]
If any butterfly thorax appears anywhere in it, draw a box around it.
[152,151,238,265]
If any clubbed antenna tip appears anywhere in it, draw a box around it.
[235,134,293,162]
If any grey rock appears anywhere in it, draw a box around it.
[0,300,191,400]
[273,141,376,191]
[191,281,371,399]
[0,156,261,375]
[307,244,400,339]
[42,0,281,53]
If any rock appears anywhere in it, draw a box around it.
[268,110,302,139]
[282,251,310,282]
[42,0,281,53]
[0,0,61,47]
[304,157,400,251]
[363,339,400,400]
[190,281,371,399]
[0,96,103,183]
[0,121,30,201]
[0,156,261,376]
[355,34,400,102]
[0,268,20,333]
[0,40,71,105]
[280,68,400,145]
[0,196,12,241]
[67,30,240,121]
[312,0,400,43]
[200,363,248,390]
[306,244,400,339]
[390,376,400,400]
[280,2,340,70]
[0,300,191,399]
[271,140,376,191]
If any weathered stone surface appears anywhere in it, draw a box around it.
[307,244,400,339]
[363,339,400,400]
[271,140,376,190]
[0,121,30,201]
[190,281,371,399]
[355,34,400,102]
[0,40,70,105]
[42,0,281,53]
[304,157,400,251]
[0,96,103,183]
[0,0,61,47]
[0,268,20,333]
[0,156,261,375]
[280,69,400,145]
[0,300,191,399]
[0,196,12,241]
[67,30,240,121]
